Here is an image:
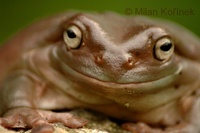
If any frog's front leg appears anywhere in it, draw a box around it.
[0,72,87,133]
[164,95,200,133]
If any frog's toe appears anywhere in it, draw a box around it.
[122,122,162,133]
[31,124,54,133]
[39,110,88,128]
[0,116,17,128]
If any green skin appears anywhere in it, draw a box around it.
[0,12,200,133]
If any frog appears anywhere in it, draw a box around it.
[1,11,200,133]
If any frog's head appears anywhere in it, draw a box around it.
[58,12,181,83]
[55,12,200,111]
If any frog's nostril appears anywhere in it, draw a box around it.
[94,54,103,64]
[94,53,136,70]
[128,57,134,66]
[124,56,136,69]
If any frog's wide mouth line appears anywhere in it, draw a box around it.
[60,57,183,94]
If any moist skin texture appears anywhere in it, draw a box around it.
[1,12,200,133]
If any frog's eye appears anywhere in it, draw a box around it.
[154,37,174,60]
[63,25,82,49]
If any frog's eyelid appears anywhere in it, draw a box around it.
[154,37,174,61]
[63,25,82,49]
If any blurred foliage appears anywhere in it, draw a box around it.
[0,0,200,44]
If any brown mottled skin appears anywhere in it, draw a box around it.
[1,12,200,133]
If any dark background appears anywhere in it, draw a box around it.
[0,0,199,44]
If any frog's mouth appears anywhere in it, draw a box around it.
[60,56,183,95]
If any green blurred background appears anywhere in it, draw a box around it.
[0,0,200,44]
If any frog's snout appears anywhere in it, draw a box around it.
[94,51,137,71]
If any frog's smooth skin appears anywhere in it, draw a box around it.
[1,12,200,133]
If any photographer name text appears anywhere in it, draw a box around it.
[125,8,195,16]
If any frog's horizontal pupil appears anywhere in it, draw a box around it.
[160,42,172,51]
[67,29,77,38]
